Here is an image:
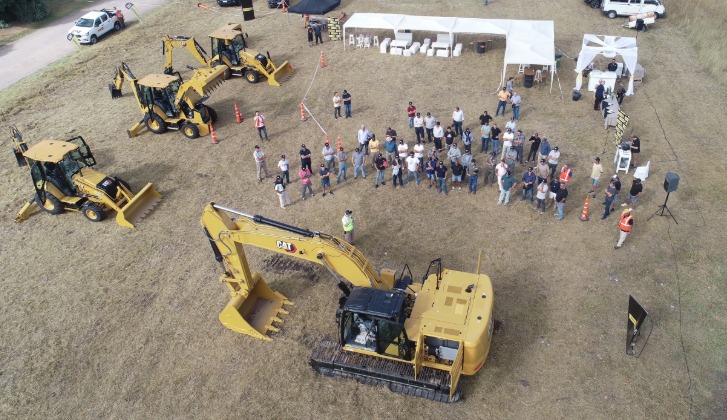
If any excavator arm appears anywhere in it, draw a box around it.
[162,35,211,74]
[201,203,394,340]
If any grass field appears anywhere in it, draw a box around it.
[1,0,726,419]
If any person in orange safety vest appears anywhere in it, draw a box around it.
[559,164,572,185]
[615,208,634,249]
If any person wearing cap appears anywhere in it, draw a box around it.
[424,112,436,143]
[630,135,641,168]
[615,208,634,249]
[253,145,271,183]
[407,102,417,128]
[514,129,525,164]
[391,155,404,188]
[414,112,425,142]
[299,144,312,172]
[521,167,536,203]
[590,157,603,197]
[526,132,541,163]
[335,146,348,184]
[547,146,560,181]
[385,127,398,142]
[559,164,573,185]
[277,154,290,185]
[447,143,462,166]
[319,163,334,197]
[623,178,643,208]
[483,152,497,186]
[434,161,449,195]
[602,179,617,220]
[506,76,514,94]
[538,137,551,163]
[342,90,352,118]
[460,149,473,177]
[444,126,456,150]
[462,128,473,153]
[611,174,622,213]
[594,79,605,111]
[405,151,420,186]
[496,87,511,117]
[480,120,492,153]
[505,116,517,133]
[555,181,568,220]
[299,165,314,200]
[498,170,515,205]
[322,142,336,173]
[357,125,371,156]
[384,135,397,164]
[274,176,292,209]
[549,177,561,210]
[501,128,514,160]
[433,121,444,152]
[413,139,425,172]
[452,106,464,137]
[397,139,409,159]
[425,155,437,189]
[253,111,268,141]
[535,158,549,185]
[536,179,549,215]
[467,158,480,194]
[368,134,380,159]
[505,146,518,174]
[451,159,465,190]
[491,124,502,157]
[511,90,522,121]
[374,153,387,188]
[342,210,355,245]
[352,147,367,179]
[495,158,508,191]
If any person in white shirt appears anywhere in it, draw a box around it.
[322,142,336,172]
[253,111,268,141]
[413,113,425,143]
[447,143,462,166]
[432,121,444,151]
[501,128,514,160]
[405,151,420,186]
[495,159,508,191]
[274,176,292,208]
[253,145,271,182]
[505,117,517,133]
[536,179,549,214]
[397,139,409,158]
[332,92,341,119]
[413,140,425,173]
[424,112,436,143]
[277,154,290,184]
[357,125,371,155]
[547,146,560,180]
[452,107,464,137]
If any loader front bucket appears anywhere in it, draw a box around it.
[115,183,162,228]
[219,272,292,340]
[267,61,294,86]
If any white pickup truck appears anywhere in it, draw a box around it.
[67,8,126,45]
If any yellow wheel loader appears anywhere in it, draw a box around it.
[201,203,495,402]
[11,126,161,228]
[109,62,225,139]
[162,23,293,87]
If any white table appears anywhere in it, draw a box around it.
[588,70,617,92]
[430,41,450,57]
[390,39,412,48]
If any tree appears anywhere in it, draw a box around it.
[0,0,49,23]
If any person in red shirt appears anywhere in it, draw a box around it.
[407,101,416,128]
[253,111,268,141]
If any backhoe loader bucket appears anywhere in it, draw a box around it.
[186,66,227,97]
[115,183,162,228]
[219,272,292,341]
[267,61,294,87]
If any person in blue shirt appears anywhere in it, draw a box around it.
[521,167,536,203]
[498,171,515,205]
[539,137,551,163]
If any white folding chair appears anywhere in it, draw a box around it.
[356,35,364,48]
[633,161,650,180]
[348,34,355,46]
[363,37,370,49]
[615,148,631,174]
[373,36,379,47]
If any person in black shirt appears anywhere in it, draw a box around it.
[385,127,397,141]
[594,80,605,111]
[490,125,502,157]
[555,184,568,220]
[342,90,352,118]
[299,144,312,171]
[451,160,464,190]
[479,111,492,126]
[374,153,386,188]
[611,175,622,213]
[444,126,456,150]
[630,136,640,168]
[526,132,541,163]
[607,59,618,72]
[435,161,448,195]
[625,178,643,208]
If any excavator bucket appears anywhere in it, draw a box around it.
[219,272,292,340]
[186,66,227,97]
[267,60,294,87]
[115,183,162,228]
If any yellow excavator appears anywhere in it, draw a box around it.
[201,203,495,402]
[162,23,293,86]
[109,61,225,139]
[11,126,161,228]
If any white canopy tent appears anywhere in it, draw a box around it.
[343,13,556,92]
[574,35,638,96]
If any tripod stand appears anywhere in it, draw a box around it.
[648,192,677,224]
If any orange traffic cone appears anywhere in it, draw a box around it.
[234,103,243,123]
[579,195,590,221]
[320,51,326,68]
[300,102,307,122]
[210,123,218,144]
[336,134,342,151]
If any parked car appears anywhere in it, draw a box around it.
[268,0,285,8]
[67,8,125,45]
[218,0,242,6]
[584,0,602,8]
[601,0,666,19]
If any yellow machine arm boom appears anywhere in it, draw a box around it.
[162,35,211,74]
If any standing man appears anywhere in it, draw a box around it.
[496,87,511,117]
[397,139,409,159]
[511,90,522,121]
[425,155,436,189]
[451,159,464,190]
[322,141,336,173]
[549,177,561,210]
[479,110,493,126]
[498,171,515,205]
[624,178,643,208]
[602,179,616,220]
[505,146,518,175]
[630,135,641,168]
[535,158,550,185]
[384,136,397,163]
[336,146,348,184]
[536,179,549,215]
[424,112,436,143]
[407,102,417,128]
[495,158,508,192]
[435,160,449,195]
[368,134,380,161]
[483,152,497,187]
[526,132,541,163]
[274,176,292,208]
[433,122,444,152]
[332,91,342,119]
[538,137,551,163]
[547,146,560,181]
[385,126,398,142]
[452,106,464,137]
[559,164,573,186]
[514,129,525,164]
[299,143,312,172]
[313,22,323,45]
[480,121,492,153]
[405,151,420,186]
[590,157,603,197]
[447,143,462,167]
[501,128,514,161]
[357,125,371,155]
[413,139,425,172]
[611,174,622,214]
[319,163,334,197]
[253,145,271,183]
[277,154,290,184]
[467,158,480,194]
[342,89,352,118]
[374,153,387,188]
[521,167,536,203]
[342,210,355,245]
[414,112,425,142]
[462,128,473,153]
[352,147,366,179]
[254,111,268,141]
[444,126,456,150]
[460,149,473,179]
[555,181,568,220]
[594,79,605,111]
[615,208,634,249]
[299,165,314,200]
[490,124,502,157]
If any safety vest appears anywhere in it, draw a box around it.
[618,214,633,232]
[254,115,265,128]
[342,215,354,232]
[559,166,572,184]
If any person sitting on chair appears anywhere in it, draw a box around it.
[607,59,618,72]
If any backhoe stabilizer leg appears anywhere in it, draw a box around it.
[127,121,147,138]
[15,196,39,223]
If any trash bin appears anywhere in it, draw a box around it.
[477,40,487,54]
[523,72,535,88]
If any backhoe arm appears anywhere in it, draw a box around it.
[109,62,137,99]
[162,35,212,74]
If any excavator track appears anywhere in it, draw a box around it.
[310,340,461,403]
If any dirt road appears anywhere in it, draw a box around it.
[0,0,165,91]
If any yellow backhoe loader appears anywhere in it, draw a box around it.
[109,61,225,139]
[11,126,161,228]
[162,23,293,86]
[201,203,495,402]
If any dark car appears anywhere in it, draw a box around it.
[268,0,284,8]
[584,0,602,8]
[218,0,242,6]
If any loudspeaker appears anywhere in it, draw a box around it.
[242,8,255,21]
[664,172,679,193]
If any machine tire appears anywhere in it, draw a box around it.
[654,12,661,19]
[115,177,131,191]
[589,0,600,8]
[144,113,167,134]
[205,106,218,123]
[607,10,617,19]
[114,21,121,31]
[181,123,200,139]
[81,202,105,222]
[36,193,63,215]
[244,70,260,84]
[90,35,98,44]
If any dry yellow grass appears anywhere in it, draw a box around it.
[0,1,726,419]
